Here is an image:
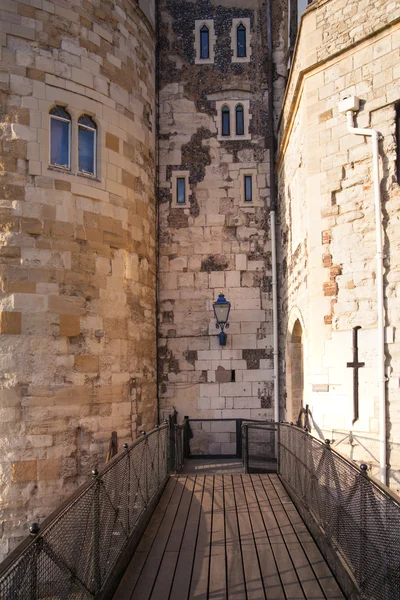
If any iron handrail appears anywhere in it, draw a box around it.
[283,422,400,505]
[0,423,169,599]
[278,422,400,600]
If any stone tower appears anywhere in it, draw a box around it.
[157,0,287,447]
[0,0,157,559]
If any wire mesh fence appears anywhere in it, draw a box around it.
[279,423,400,600]
[0,424,168,600]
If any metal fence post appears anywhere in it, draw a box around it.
[277,422,281,474]
[92,468,101,594]
[28,523,41,599]
[242,423,248,473]
[123,443,130,533]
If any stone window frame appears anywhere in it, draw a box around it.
[239,168,260,206]
[48,105,100,181]
[171,170,191,208]
[215,100,251,141]
[231,18,251,63]
[194,19,216,65]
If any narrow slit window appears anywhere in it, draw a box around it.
[237,23,247,58]
[200,25,209,59]
[236,105,244,136]
[396,103,400,184]
[244,175,253,202]
[78,115,97,176]
[50,106,71,169]
[222,106,230,136]
[177,177,186,204]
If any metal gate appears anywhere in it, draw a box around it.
[186,418,243,458]
[242,421,278,473]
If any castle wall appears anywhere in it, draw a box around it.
[0,0,156,559]
[157,0,285,443]
[278,0,400,488]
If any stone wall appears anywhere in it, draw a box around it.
[278,0,400,489]
[0,0,156,559]
[157,0,285,432]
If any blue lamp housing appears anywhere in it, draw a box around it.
[213,291,231,346]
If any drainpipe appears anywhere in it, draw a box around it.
[266,0,280,424]
[338,97,387,485]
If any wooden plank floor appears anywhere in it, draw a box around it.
[113,474,346,600]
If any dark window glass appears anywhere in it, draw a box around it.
[200,25,209,59]
[78,115,96,175]
[237,24,246,57]
[244,175,253,202]
[222,106,230,136]
[236,105,244,135]
[50,107,71,168]
[177,178,186,204]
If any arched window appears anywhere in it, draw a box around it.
[49,106,71,169]
[78,115,97,176]
[236,105,244,136]
[221,106,230,136]
[200,25,209,59]
[237,23,246,58]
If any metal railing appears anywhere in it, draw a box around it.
[278,423,400,600]
[0,423,169,600]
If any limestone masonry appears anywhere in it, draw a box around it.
[0,0,400,562]
[0,0,157,558]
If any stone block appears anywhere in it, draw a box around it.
[235,254,247,271]
[323,281,338,296]
[0,312,21,335]
[214,432,231,443]
[75,355,99,372]
[49,296,85,315]
[27,435,53,448]
[199,383,219,398]
[210,421,236,433]
[220,382,252,397]
[215,367,233,383]
[220,443,236,455]
[11,460,37,483]
[232,334,258,349]
[225,271,240,288]
[60,315,80,337]
[208,443,221,454]
[106,132,120,153]
[38,459,60,481]
[3,281,36,294]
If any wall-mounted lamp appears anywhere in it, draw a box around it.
[213,290,231,346]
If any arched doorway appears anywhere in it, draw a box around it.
[286,319,304,422]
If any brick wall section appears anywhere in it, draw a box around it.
[0,0,156,559]
[278,0,400,489]
[157,0,286,430]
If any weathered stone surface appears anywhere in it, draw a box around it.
[157,0,280,422]
[278,0,400,493]
[0,0,157,561]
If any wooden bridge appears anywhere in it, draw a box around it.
[114,472,344,600]
[0,421,398,600]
